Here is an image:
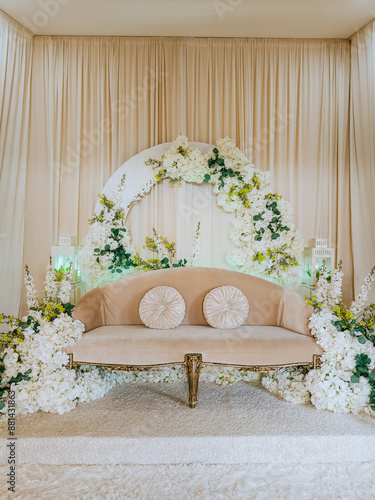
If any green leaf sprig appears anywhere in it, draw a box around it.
[94,227,137,275]
[204,148,243,189]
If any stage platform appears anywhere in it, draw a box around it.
[1,381,375,498]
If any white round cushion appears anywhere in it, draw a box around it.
[203,286,249,329]
[139,286,186,329]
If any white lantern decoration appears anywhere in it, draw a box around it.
[51,241,83,303]
[301,239,335,297]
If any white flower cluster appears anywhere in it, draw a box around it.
[313,264,343,310]
[261,367,311,404]
[44,259,56,302]
[126,176,159,210]
[2,316,84,418]
[58,267,73,303]
[147,229,174,262]
[160,135,208,183]
[188,222,201,267]
[306,309,375,415]
[227,203,304,285]
[350,267,375,316]
[152,136,304,285]
[263,265,375,417]
[98,364,260,386]
[24,265,38,310]
[79,177,137,288]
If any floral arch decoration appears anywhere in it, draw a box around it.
[79,136,304,289]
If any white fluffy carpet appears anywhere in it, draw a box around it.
[1,381,375,465]
[1,381,375,498]
[1,463,375,500]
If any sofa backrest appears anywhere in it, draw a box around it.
[73,267,311,336]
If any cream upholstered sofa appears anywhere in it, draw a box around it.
[68,267,322,407]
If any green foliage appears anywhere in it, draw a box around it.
[207,147,243,190]
[94,225,190,277]
[141,257,187,272]
[54,265,80,283]
[306,265,331,283]
[349,305,375,347]
[0,353,32,412]
[94,227,138,275]
[140,230,187,271]
[264,194,290,242]
[0,314,29,348]
[89,194,125,225]
[145,157,167,181]
[329,304,375,350]
[54,264,69,282]
[351,353,375,411]
[227,183,254,207]
[144,232,176,259]
[251,194,290,243]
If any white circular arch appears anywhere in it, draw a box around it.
[80,137,303,287]
[95,142,212,217]
[96,142,234,269]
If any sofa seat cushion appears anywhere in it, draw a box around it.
[66,325,322,367]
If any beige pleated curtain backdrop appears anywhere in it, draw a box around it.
[3,15,374,314]
[25,36,353,309]
[0,11,33,315]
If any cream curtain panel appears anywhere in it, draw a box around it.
[350,20,375,303]
[24,36,353,309]
[0,11,33,315]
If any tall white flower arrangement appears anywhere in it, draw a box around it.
[262,264,375,416]
[79,175,137,288]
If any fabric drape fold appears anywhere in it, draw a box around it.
[350,20,375,302]
[0,10,33,314]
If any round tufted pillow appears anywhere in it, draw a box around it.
[139,286,186,329]
[203,286,249,329]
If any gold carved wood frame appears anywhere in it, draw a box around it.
[68,353,322,408]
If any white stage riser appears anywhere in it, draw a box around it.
[1,435,375,466]
[1,382,375,468]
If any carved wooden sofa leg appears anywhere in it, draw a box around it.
[67,353,74,370]
[184,353,202,408]
[313,354,322,369]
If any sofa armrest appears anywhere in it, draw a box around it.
[278,288,312,336]
[73,287,105,332]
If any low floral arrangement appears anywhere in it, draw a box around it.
[79,136,303,288]
[262,264,375,416]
